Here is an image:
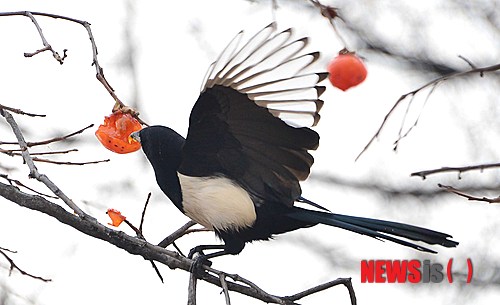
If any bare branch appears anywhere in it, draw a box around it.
[188,272,198,305]
[0,174,58,199]
[157,220,199,248]
[219,272,231,305]
[309,0,348,48]
[285,278,356,304]
[438,184,500,204]
[0,104,45,117]
[30,157,110,166]
[1,109,86,217]
[139,192,152,233]
[1,148,79,156]
[0,181,350,303]
[356,62,500,161]
[0,11,147,125]
[411,162,500,179]
[0,247,51,282]
[0,124,94,147]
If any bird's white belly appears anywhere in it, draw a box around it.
[177,173,257,231]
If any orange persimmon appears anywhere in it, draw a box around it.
[107,208,126,227]
[328,52,367,91]
[95,112,142,154]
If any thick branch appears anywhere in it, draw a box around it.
[0,182,353,304]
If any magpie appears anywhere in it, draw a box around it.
[131,23,458,261]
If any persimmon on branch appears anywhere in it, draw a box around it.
[0,11,356,305]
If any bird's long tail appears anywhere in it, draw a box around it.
[287,206,458,253]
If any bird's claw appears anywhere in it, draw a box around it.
[189,254,213,276]
[188,246,213,276]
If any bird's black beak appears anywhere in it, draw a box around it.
[129,130,141,145]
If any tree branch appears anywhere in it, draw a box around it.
[356,63,500,161]
[0,11,147,125]
[0,247,51,282]
[1,108,86,217]
[0,181,355,304]
[411,162,500,179]
[438,184,500,204]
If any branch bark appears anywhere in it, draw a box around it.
[0,181,355,304]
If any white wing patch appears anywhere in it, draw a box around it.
[200,22,326,127]
[177,173,257,231]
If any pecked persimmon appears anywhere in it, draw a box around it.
[95,112,142,154]
[106,208,126,227]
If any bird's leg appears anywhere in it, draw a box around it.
[188,245,228,275]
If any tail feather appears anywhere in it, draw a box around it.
[287,207,458,254]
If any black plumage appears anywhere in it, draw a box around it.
[132,23,458,260]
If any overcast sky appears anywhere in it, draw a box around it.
[1,1,499,304]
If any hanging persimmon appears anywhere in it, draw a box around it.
[95,112,142,154]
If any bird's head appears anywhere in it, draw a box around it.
[129,125,185,170]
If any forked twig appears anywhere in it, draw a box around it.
[0,247,51,282]
[356,62,500,161]
[438,184,500,204]
[0,174,58,199]
[1,109,86,217]
[0,11,147,125]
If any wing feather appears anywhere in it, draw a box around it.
[181,24,326,204]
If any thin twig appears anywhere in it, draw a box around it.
[0,11,147,125]
[206,269,284,304]
[139,192,152,233]
[19,11,66,64]
[309,0,348,48]
[157,220,198,248]
[393,82,440,151]
[438,184,500,204]
[1,148,78,156]
[0,124,94,147]
[0,104,45,117]
[0,174,58,199]
[356,62,500,161]
[0,247,16,253]
[458,55,477,70]
[219,272,231,305]
[411,162,500,179]
[0,248,51,282]
[285,277,356,305]
[30,157,110,166]
[1,108,86,217]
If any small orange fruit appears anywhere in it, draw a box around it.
[95,112,142,154]
[106,208,126,227]
[328,52,367,91]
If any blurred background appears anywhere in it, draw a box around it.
[0,0,499,304]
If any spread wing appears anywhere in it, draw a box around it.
[178,23,326,206]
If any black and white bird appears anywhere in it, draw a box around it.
[131,23,458,261]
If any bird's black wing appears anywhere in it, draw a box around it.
[179,23,326,205]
